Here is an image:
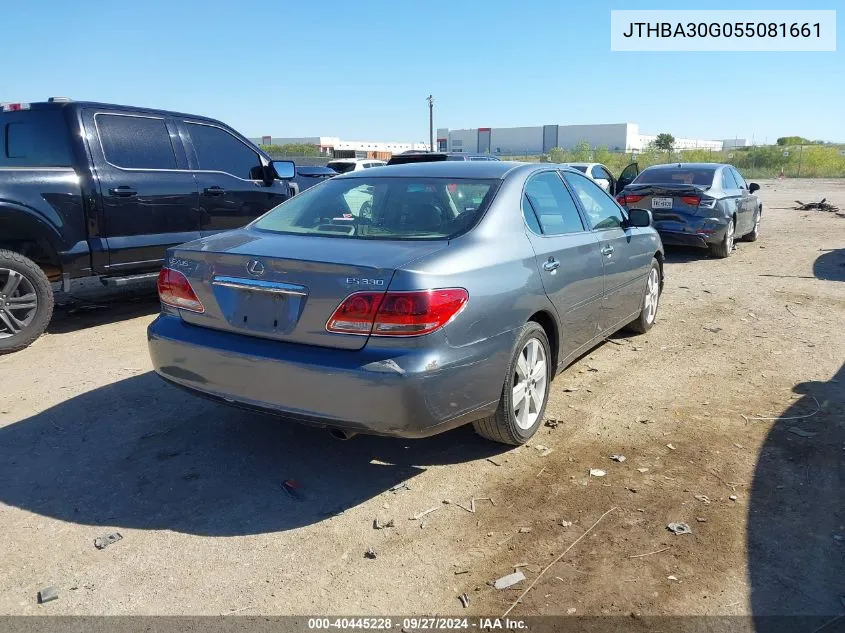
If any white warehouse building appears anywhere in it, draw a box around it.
[248,136,430,157]
[436,123,726,154]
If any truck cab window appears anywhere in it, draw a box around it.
[187,122,262,180]
[96,114,177,169]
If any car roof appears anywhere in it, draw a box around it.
[643,162,726,170]
[327,158,384,163]
[16,100,224,125]
[339,160,522,179]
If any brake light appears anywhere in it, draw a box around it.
[616,194,643,206]
[327,289,468,337]
[681,195,701,206]
[1,103,30,112]
[157,267,204,313]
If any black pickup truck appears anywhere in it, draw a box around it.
[0,98,295,353]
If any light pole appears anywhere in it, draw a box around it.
[427,95,434,152]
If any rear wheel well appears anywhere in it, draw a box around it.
[528,310,559,376]
[0,236,61,282]
[653,251,665,289]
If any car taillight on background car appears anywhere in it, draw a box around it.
[157,268,205,313]
[327,289,468,337]
[616,194,643,206]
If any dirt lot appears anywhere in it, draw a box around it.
[0,179,843,618]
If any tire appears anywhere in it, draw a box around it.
[709,218,735,258]
[625,259,661,334]
[741,208,761,242]
[0,249,54,354]
[472,322,551,445]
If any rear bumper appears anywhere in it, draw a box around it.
[147,315,512,438]
[654,215,730,249]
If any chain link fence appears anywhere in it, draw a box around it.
[496,144,845,179]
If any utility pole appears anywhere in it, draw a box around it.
[427,95,434,152]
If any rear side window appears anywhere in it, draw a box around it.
[327,162,356,173]
[634,167,716,186]
[97,114,177,169]
[721,168,738,189]
[187,122,262,179]
[253,177,499,240]
[731,167,747,189]
[523,171,585,235]
[0,110,73,167]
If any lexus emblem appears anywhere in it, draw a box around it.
[246,260,265,276]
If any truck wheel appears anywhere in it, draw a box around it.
[0,249,54,354]
[472,322,551,445]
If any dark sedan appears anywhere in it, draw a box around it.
[148,162,663,445]
[616,163,761,257]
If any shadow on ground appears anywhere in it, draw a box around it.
[748,362,845,626]
[813,248,845,282]
[0,373,506,536]
[48,294,160,335]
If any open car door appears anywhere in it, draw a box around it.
[615,162,639,194]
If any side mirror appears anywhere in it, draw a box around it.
[748,182,760,194]
[627,208,652,228]
[271,160,295,181]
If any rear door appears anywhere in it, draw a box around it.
[181,120,289,235]
[563,171,652,331]
[730,167,755,234]
[521,171,604,356]
[84,109,200,271]
[719,167,744,230]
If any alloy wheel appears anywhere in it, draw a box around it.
[512,338,547,430]
[726,220,735,252]
[0,268,39,339]
[644,267,660,324]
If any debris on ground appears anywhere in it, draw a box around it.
[668,575,678,581]
[492,571,526,589]
[588,468,606,477]
[389,482,410,492]
[729,495,738,501]
[696,517,707,522]
[454,569,469,575]
[559,520,573,528]
[793,198,840,213]
[666,443,676,450]
[454,497,495,514]
[787,426,818,438]
[458,593,470,608]
[566,607,577,614]
[534,445,554,457]
[667,522,692,535]
[629,547,669,559]
[281,480,305,502]
[562,387,580,392]
[544,419,560,429]
[37,586,58,604]
[486,457,502,467]
[373,518,394,530]
[694,494,711,504]
[518,527,532,533]
[704,326,723,333]
[610,454,626,462]
[364,548,377,559]
[93,532,122,550]
[637,468,649,473]
[412,506,441,520]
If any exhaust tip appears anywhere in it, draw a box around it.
[328,428,358,441]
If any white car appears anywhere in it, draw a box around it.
[326,158,387,173]
[562,162,640,196]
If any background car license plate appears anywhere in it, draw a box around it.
[652,197,673,209]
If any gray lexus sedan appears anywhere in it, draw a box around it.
[616,163,761,258]
[148,162,664,445]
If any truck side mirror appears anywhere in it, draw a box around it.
[271,160,295,180]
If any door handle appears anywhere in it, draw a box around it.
[204,186,226,196]
[601,245,614,257]
[108,186,137,197]
[543,258,560,272]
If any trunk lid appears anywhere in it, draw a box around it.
[619,183,711,222]
[168,229,447,350]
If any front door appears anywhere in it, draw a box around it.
[181,120,289,235]
[563,171,652,331]
[730,167,755,235]
[85,109,200,271]
[522,171,605,359]
[614,162,639,195]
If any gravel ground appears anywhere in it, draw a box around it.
[0,178,843,617]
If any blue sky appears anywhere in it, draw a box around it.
[3,0,841,143]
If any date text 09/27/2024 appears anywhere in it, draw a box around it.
[307,617,528,630]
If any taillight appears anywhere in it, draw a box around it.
[326,289,468,337]
[157,267,204,313]
[617,194,643,206]
[681,195,701,206]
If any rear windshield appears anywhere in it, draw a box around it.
[0,110,73,167]
[253,177,499,240]
[387,154,448,165]
[634,168,716,186]
[326,161,355,173]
